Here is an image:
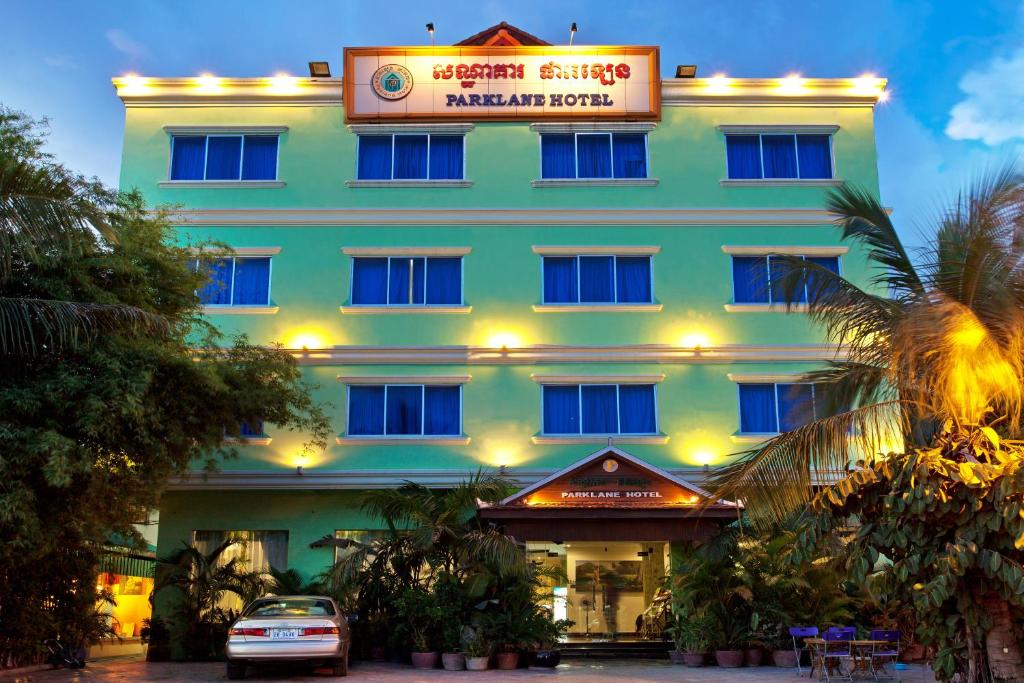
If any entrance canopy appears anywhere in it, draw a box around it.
[479,447,739,542]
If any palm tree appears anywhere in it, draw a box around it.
[707,169,1024,681]
[0,108,167,356]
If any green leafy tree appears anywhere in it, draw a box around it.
[709,170,1024,681]
[0,107,330,665]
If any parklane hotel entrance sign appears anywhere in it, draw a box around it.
[343,46,660,121]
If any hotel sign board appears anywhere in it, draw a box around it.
[343,46,660,122]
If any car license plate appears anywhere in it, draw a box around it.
[271,628,300,639]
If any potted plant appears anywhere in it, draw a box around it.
[437,583,468,671]
[463,627,492,671]
[394,587,441,669]
[666,612,712,666]
[527,616,572,669]
[712,611,750,668]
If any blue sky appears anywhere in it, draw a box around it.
[2,0,1022,247]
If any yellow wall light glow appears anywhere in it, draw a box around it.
[285,331,326,350]
[778,73,807,95]
[485,331,525,350]
[194,73,224,94]
[678,332,711,349]
[704,73,732,95]
[118,73,151,96]
[692,449,717,466]
[268,73,301,95]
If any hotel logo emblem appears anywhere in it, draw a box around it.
[371,64,413,100]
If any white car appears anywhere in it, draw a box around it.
[226,596,351,679]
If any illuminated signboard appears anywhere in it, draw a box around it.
[343,46,660,121]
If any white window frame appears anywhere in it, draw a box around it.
[348,256,464,307]
[730,254,841,305]
[195,256,273,308]
[344,384,464,437]
[540,254,654,305]
[736,382,820,434]
[355,133,467,181]
[169,134,280,182]
[540,383,659,436]
[539,132,650,180]
[724,133,835,181]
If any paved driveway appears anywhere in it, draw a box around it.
[0,657,937,682]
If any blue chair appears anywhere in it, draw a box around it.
[789,626,819,676]
[868,630,901,680]
[819,630,854,682]
[826,626,857,638]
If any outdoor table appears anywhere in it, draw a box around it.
[804,638,888,679]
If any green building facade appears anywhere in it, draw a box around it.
[114,23,887,639]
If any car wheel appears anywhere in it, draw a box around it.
[226,661,247,680]
[331,651,349,677]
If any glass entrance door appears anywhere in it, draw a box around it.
[527,540,669,641]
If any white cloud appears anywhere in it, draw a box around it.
[946,47,1024,145]
[104,28,146,60]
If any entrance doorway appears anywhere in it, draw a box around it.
[527,540,669,641]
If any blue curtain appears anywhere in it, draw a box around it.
[198,258,232,305]
[739,384,777,432]
[543,385,579,434]
[351,258,388,305]
[806,256,841,301]
[393,135,428,179]
[732,256,770,303]
[425,257,461,305]
[242,135,278,180]
[232,257,271,305]
[170,136,206,180]
[725,135,761,179]
[615,257,652,303]
[205,136,242,180]
[581,385,618,434]
[428,136,463,180]
[239,419,264,437]
[541,134,576,179]
[777,384,815,431]
[388,257,425,305]
[762,134,798,178]
[543,257,578,303]
[423,386,460,435]
[579,256,614,303]
[576,134,612,178]
[770,256,808,303]
[797,135,832,179]
[612,134,647,178]
[348,386,385,435]
[386,386,422,435]
[357,136,392,179]
[619,385,656,433]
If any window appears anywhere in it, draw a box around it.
[239,420,264,437]
[738,383,832,433]
[347,385,462,436]
[170,135,279,181]
[350,256,462,306]
[190,257,272,306]
[333,530,387,564]
[192,530,288,572]
[356,134,464,180]
[540,133,648,179]
[542,384,657,435]
[725,134,832,180]
[542,255,653,304]
[732,255,839,304]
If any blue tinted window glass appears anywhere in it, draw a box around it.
[770,256,808,304]
[357,136,392,179]
[761,134,798,178]
[388,257,425,305]
[576,134,612,178]
[425,258,461,305]
[393,135,428,179]
[543,385,579,434]
[579,256,614,303]
[612,134,646,178]
[198,258,232,305]
[777,384,815,432]
[725,135,761,179]
[581,385,618,434]
[543,257,578,303]
[732,257,770,304]
[205,136,242,180]
[428,136,463,180]
[541,134,576,179]
[351,258,388,305]
[424,386,460,435]
[619,385,656,433]
[170,136,206,180]
[386,386,422,435]
[348,386,385,435]
[615,257,652,303]
[241,135,278,180]
[231,257,270,305]
[796,135,832,179]
[739,384,777,433]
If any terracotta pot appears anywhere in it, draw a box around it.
[668,650,687,665]
[495,651,519,670]
[745,647,763,666]
[442,652,466,671]
[369,646,386,661]
[683,652,707,667]
[901,644,925,662]
[466,656,490,671]
[715,649,745,668]
[772,649,798,667]
[410,651,438,669]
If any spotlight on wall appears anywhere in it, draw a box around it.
[426,22,435,46]
[569,22,577,46]
[675,65,697,78]
[308,61,331,78]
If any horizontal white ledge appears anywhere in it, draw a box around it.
[342,246,471,256]
[532,245,661,256]
[339,305,471,315]
[347,123,474,135]
[531,435,669,445]
[222,437,272,446]
[345,180,473,188]
[337,374,471,385]
[165,207,846,226]
[730,433,778,444]
[717,124,839,135]
[721,245,848,256]
[201,305,279,315]
[726,373,807,383]
[530,122,658,133]
[158,180,286,189]
[724,303,810,313]
[336,436,470,446]
[277,344,845,365]
[531,178,659,188]
[190,246,281,256]
[720,179,843,188]
[163,125,288,135]
[533,303,662,313]
[530,374,665,384]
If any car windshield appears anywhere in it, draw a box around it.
[243,598,335,618]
